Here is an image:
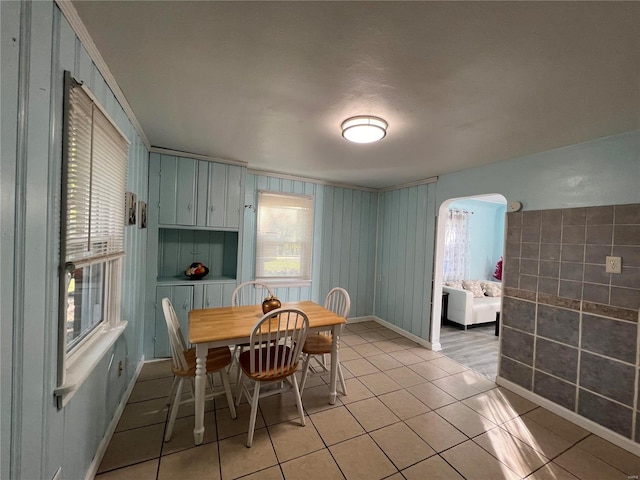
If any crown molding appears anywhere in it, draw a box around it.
[149,147,247,167]
[247,168,378,193]
[55,0,150,148]
[378,176,438,192]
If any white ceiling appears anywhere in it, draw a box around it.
[71,1,639,189]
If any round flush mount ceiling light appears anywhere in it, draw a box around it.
[341,115,388,143]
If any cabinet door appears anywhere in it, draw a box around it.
[203,283,236,308]
[225,165,243,229]
[203,284,222,309]
[154,285,193,358]
[158,155,197,226]
[205,163,243,229]
[206,162,227,227]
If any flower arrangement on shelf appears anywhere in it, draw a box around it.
[493,257,503,281]
[185,262,209,280]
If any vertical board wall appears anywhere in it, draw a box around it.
[1,3,149,479]
[319,186,378,318]
[375,183,437,339]
[241,174,378,317]
[1,3,21,479]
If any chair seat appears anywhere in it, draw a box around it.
[172,347,232,377]
[302,334,333,355]
[239,345,299,382]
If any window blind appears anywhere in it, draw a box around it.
[62,72,128,265]
[256,191,313,280]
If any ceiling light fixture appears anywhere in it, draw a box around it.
[341,116,388,143]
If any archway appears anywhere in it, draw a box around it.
[431,193,507,379]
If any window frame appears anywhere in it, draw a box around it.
[255,191,314,286]
[54,71,129,409]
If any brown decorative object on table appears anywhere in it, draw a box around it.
[261,295,281,314]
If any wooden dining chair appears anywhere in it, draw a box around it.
[235,308,309,447]
[299,287,350,395]
[232,280,274,307]
[162,298,237,442]
[229,281,274,378]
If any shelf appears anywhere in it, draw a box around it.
[157,275,236,285]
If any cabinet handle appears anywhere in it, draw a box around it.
[187,202,192,211]
[182,300,189,309]
[205,298,210,307]
[209,205,215,212]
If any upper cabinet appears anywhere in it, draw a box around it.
[158,155,198,225]
[152,153,245,229]
[197,160,243,229]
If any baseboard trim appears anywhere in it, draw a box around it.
[371,316,434,350]
[497,376,640,457]
[84,355,145,480]
[346,316,375,324]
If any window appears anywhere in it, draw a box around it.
[59,71,128,353]
[256,192,313,282]
[443,209,471,282]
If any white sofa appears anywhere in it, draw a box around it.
[442,282,502,329]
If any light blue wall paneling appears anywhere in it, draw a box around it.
[0,1,20,477]
[375,183,435,339]
[448,198,506,280]
[8,3,57,479]
[2,3,149,479]
[242,174,378,316]
[320,186,378,317]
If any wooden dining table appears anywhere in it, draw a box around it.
[188,300,346,445]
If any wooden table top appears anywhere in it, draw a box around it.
[189,300,346,344]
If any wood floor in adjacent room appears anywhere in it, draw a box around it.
[439,323,499,382]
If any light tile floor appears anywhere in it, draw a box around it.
[96,320,640,480]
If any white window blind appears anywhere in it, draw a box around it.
[62,74,128,264]
[55,71,130,408]
[256,191,314,281]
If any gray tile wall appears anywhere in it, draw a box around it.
[499,204,640,443]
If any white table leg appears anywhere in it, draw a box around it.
[193,343,207,445]
[329,324,342,405]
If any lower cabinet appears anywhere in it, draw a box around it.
[154,282,236,358]
[200,283,237,309]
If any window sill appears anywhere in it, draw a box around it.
[54,321,127,409]
[258,279,312,288]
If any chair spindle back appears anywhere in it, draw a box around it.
[248,308,309,377]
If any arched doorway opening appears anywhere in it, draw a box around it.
[431,194,507,380]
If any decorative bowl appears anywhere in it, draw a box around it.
[185,262,209,280]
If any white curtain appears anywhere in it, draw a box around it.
[443,209,470,282]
